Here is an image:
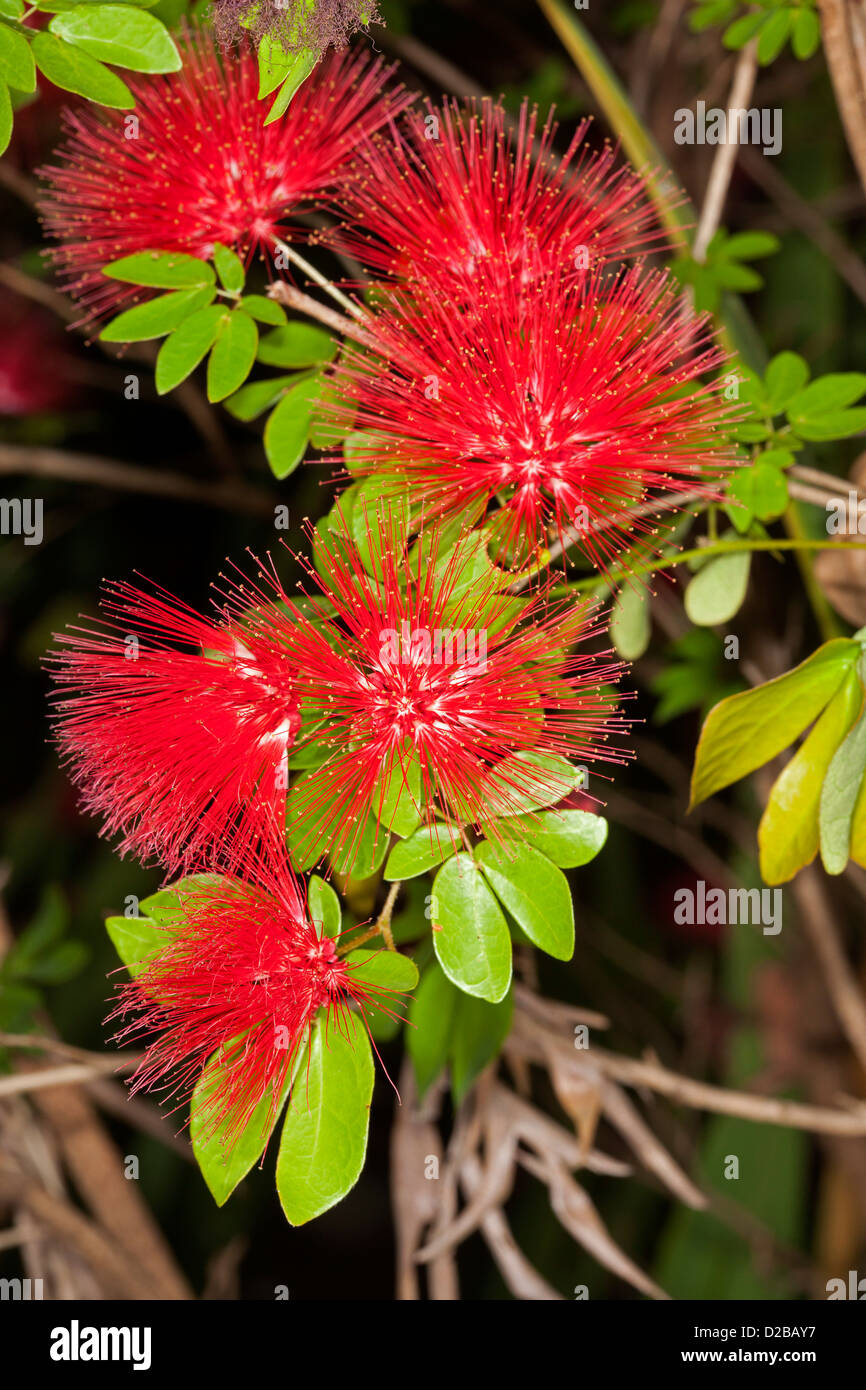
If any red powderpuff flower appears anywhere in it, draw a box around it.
[109,859,389,1143]
[325,262,733,573]
[283,514,631,875]
[46,575,304,877]
[325,98,662,297]
[38,28,410,324]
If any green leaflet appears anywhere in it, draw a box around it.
[475,841,574,960]
[275,1013,374,1226]
[689,639,860,808]
[431,853,512,1003]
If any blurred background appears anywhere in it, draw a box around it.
[2,0,865,1300]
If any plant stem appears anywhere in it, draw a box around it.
[272,237,366,321]
[556,535,866,596]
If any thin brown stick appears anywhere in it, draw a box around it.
[0,443,274,516]
[819,0,866,196]
[0,1056,139,1098]
[0,1158,163,1300]
[693,41,760,261]
[268,282,377,350]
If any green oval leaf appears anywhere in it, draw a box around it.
[155,304,225,395]
[308,874,341,939]
[264,375,321,478]
[32,30,132,106]
[104,914,163,978]
[482,751,576,818]
[275,1013,374,1226]
[689,638,860,808]
[0,25,36,92]
[474,842,574,960]
[431,854,512,1003]
[685,548,751,626]
[206,310,258,403]
[408,963,457,1099]
[223,374,296,421]
[345,947,418,1040]
[104,250,214,289]
[191,1044,302,1207]
[486,808,608,869]
[257,322,336,368]
[384,823,457,881]
[451,987,513,1102]
[820,701,866,875]
[212,241,245,295]
[759,668,863,885]
[610,581,650,659]
[0,78,10,157]
[48,5,181,73]
[241,294,287,326]
[100,285,215,342]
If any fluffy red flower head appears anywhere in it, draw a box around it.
[325,98,662,298]
[38,29,410,323]
[47,575,303,877]
[109,861,384,1143]
[326,263,733,572]
[283,513,630,875]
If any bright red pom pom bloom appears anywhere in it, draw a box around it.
[324,98,663,297]
[109,860,387,1143]
[325,263,733,573]
[282,513,631,876]
[38,29,410,323]
[47,576,303,877]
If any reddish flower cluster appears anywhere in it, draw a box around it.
[38,28,410,323]
[285,515,630,871]
[326,97,662,298]
[326,263,733,571]
[47,575,302,877]
[109,863,384,1141]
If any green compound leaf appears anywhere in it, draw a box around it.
[610,580,651,659]
[241,294,287,326]
[345,947,418,1041]
[206,310,258,403]
[32,31,133,106]
[191,1044,302,1207]
[223,374,297,422]
[475,841,574,961]
[759,668,863,885]
[212,241,245,295]
[257,322,337,368]
[481,751,576,818]
[104,914,163,978]
[684,549,751,626]
[100,285,215,342]
[264,375,322,478]
[264,46,317,125]
[48,4,181,73]
[689,638,860,808]
[308,874,341,939]
[0,78,10,156]
[431,853,512,1003]
[408,962,457,1098]
[104,250,215,289]
[451,987,513,1102]
[0,25,36,92]
[820,698,866,876]
[486,808,608,869]
[384,823,457,881]
[275,1012,374,1226]
[155,304,225,395]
